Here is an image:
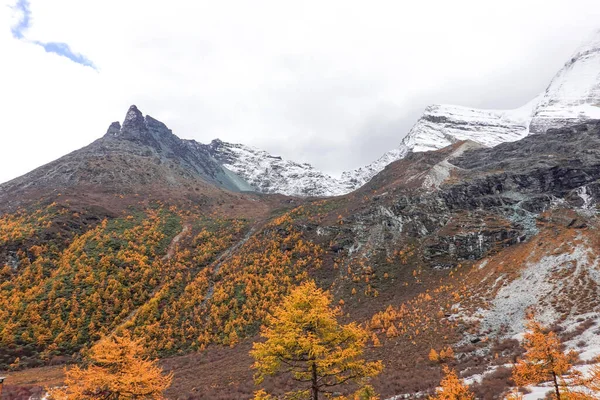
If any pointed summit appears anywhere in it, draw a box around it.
[122,105,146,132]
[572,28,600,57]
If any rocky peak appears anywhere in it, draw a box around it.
[103,105,166,150]
[122,105,146,132]
[105,121,121,136]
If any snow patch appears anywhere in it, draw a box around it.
[481,241,598,336]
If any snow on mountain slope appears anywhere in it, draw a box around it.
[402,98,540,152]
[204,139,352,197]
[530,29,600,134]
[339,97,540,190]
[199,94,538,197]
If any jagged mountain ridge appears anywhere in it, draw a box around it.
[202,29,600,197]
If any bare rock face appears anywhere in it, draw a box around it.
[323,120,600,270]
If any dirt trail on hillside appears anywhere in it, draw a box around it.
[105,222,192,339]
[162,223,191,261]
[200,224,259,306]
[105,221,260,339]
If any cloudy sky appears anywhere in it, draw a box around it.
[1,0,599,184]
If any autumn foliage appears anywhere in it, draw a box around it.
[429,346,455,363]
[48,334,172,399]
[251,281,383,400]
[429,365,474,400]
[512,316,577,399]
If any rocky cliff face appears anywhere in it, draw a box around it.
[324,120,600,275]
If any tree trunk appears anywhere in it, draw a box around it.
[552,371,561,400]
[311,362,319,400]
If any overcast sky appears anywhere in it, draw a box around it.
[1,0,600,184]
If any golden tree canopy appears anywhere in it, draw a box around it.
[49,334,172,400]
[512,316,580,400]
[429,365,474,400]
[250,280,382,400]
[513,318,577,389]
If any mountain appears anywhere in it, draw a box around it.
[530,30,600,133]
[3,117,600,399]
[200,29,600,198]
[0,105,260,213]
[339,98,539,189]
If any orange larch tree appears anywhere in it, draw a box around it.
[250,280,383,400]
[49,334,172,400]
[429,365,475,400]
[512,316,578,400]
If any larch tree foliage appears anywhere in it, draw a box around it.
[429,365,475,400]
[49,334,172,400]
[504,388,524,400]
[580,364,600,392]
[250,280,383,400]
[512,316,577,400]
[563,363,600,399]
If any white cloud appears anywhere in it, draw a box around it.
[1,0,600,183]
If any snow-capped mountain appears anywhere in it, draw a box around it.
[529,30,600,133]
[190,29,600,198]
[341,97,540,189]
[202,139,353,197]
[401,99,539,152]
[336,29,600,192]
